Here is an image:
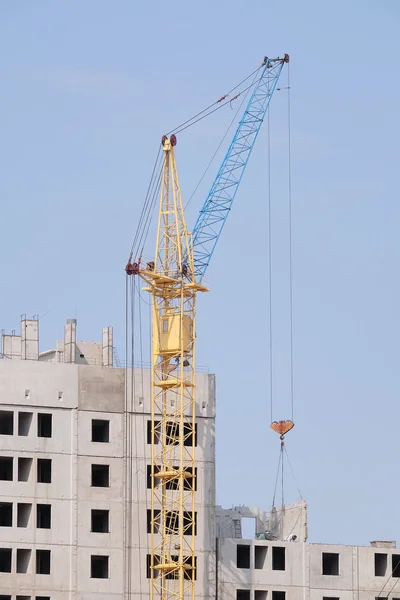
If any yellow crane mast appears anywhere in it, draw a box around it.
[136,134,207,599]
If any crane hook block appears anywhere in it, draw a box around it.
[270,420,294,437]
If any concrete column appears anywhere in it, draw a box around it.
[64,319,77,364]
[102,326,113,367]
[21,317,39,360]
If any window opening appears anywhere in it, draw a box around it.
[392,554,400,577]
[91,509,109,533]
[0,411,13,435]
[255,592,268,600]
[184,422,197,446]
[0,457,13,481]
[17,548,31,573]
[322,552,339,576]
[92,420,109,443]
[91,464,109,487]
[146,554,160,579]
[18,457,33,482]
[147,420,160,444]
[91,555,109,579]
[272,593,286,600]
[17,503,32,527]
[255,545,268,569]
[0,549,12,572]
[375,553,387,576]
[147,509,161,534]
[37,414,52,438]
[37,459,51,483]
[237,545,250,569]
[0,503,12,527]
[272,546,286,571]
[36,549,51,574]
[236,592,250,600]
[37,505,51,529]
[18,412,33,436]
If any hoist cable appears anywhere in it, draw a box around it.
[166,65,261,136]
[272,444,282,507]
[133,156,163,260]
[184,68,260,211]
[268,103,274,424]
[287,63,295,423]
[130,146,162,258]
[283,446,303,500]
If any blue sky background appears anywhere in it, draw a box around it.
[1,1,399,546]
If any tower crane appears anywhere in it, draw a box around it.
[126,54,289,600]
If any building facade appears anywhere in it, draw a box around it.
[0,316,216,599]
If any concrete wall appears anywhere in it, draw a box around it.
[0,358,216,599]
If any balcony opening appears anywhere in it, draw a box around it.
[18,412,33,436]
[0,548,12,572]
[37,414,52,438]
[18,457,33,482]
[35,598,50,600]
[272,593,286,600]
[255,545,268,569]
[37,504,51,529]
[237,545,250,569]
[37,459,51,483]
[0,411,13,435]
[36,549,51,574]
[255,592,268,600]
[17,503,32,527]
[91,509,109,533]
[91,464,109,487]
[375,553,387,576]
[392,554,400,577]
[272,546,286,571]
[322,552,339,576]
[16,596,31,600]
[91,555,109,579]
[0,457,13,481]
[92,419,109,443]
[0,503,12,527]
[17,548,31,573]
[0,596,11,600]
[237,592,250,600]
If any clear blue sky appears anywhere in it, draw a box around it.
[1,1,399,546]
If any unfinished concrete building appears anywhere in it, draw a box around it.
[0,316,216,599]
[0,316,399,600]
